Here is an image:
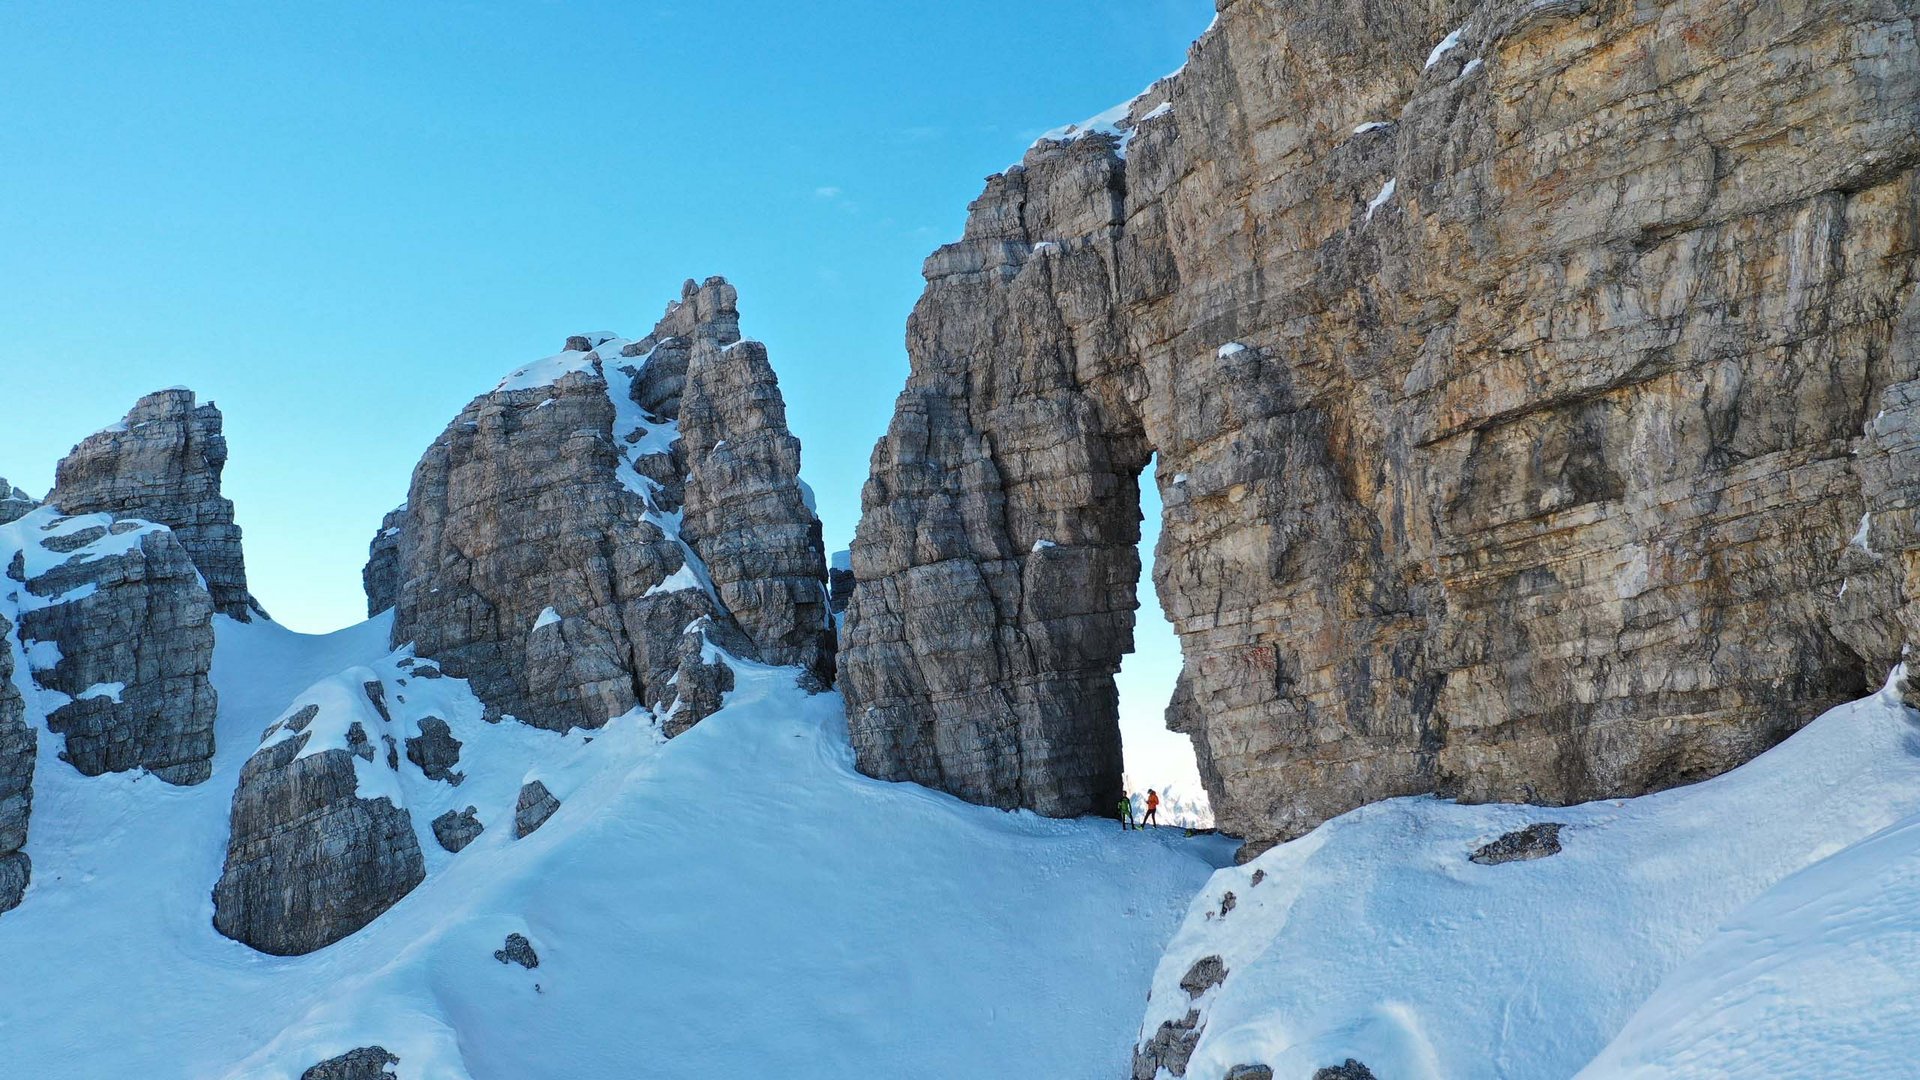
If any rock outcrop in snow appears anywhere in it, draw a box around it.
[0,478,34,526]
[213,686,427,956]
[6,509,217,785]
[211,646,577,955]
[374,277,831,735]
[0,611,31,914]
[47,388,262,621]
[841,0,1920,847]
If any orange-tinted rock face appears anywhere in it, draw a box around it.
[844,0,1920,849]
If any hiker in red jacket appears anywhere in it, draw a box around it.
[1142,788,1160,828]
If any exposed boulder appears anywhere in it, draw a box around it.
[47,389,262,620]
[300,1046,399,1080]
[404,716,463,784]
[1470,822,1566,865]
[378,278,829,735]
[493,931,540,969]
[212,684,426,955]
[514,780,560,838]
[842,0,1920,846]
[1313,1061,1377,1080]
[8,510,216,785]
[1179,954,1227,998]
[431,805,483,853]
[1225,1067,1273,1080]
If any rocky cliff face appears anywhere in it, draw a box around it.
[0,479,34,526]
[379,278,830,734]
[48,389,262,621]
[213,675,428,956]
[361,505,405,617]
[842,0,1920,848]
[4,508,218,786]
[0,611,31,914]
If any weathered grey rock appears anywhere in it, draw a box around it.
[1470,823,1565,865]
[0,479,34,525]
[513,780,560,838]
[378,278,829,736]
[828,550,854,615]
[213,703,425,955]
[680,315,835,678]
[18,518,217,785]
[362,505,406,617]
[0,611,32,915]
[1225,1067,1273,1080]
[493,931,540,969]
[844,0,1920,847]
[431,806,483,853]
[1133,1009,1202,1080]
[300,1046,399,1080]
[47,389,262,621]
[404,716,462,784]
[1179,954,1227,999]
[1313,1061,1377,1080]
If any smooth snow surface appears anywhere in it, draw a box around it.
[0,615,1229,1078]
[1139,672,1920,1079]
[492,351,598,393]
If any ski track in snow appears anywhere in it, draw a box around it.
[0,615,1231,1079]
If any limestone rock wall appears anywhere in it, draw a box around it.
[362,505,406,617]
[380,278,830,734]
[681,332,835,676]
[48,389,261,621]
[843,0,1920,846]
[0,479,34,526]
[0,611,31,914]
[213,695,426,956]
[6,510,217,786]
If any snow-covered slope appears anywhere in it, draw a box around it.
[1136,674,1920,1080]
[0,614,1230,1078]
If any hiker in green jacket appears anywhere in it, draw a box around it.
[1118,794,1135,830]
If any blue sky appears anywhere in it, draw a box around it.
[0,0,1213,791]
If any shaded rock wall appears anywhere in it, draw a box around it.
[361,505,405,617]
[8,511,217,786]
[48,389,261,621]
[381,278,830,734]
[0,479,33,526]
[843,0,1920,845]
[213,694,426,956]
[0,612,31,914]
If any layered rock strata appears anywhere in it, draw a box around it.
[47,389,261,621]
[378,278,830,734]
[0,612,31,914]
[6,509,217,785]
[0,479,34,526]
[361,505,406,617]
[213,678,427,955]
[843,0,1920,846]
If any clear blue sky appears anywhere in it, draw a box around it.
[0,0,1212,791]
